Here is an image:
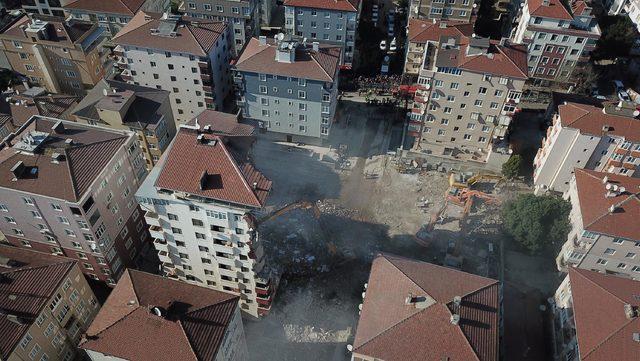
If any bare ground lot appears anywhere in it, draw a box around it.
[245,95,558,360]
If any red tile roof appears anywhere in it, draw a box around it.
[407,18,474,43]
[458,43,529,79]
[528,0,573,19]
[573,169,640,241]
[112,12,228,57]
[64,0,147,15]
[0,117,129,202]
[235,38,341,82]
[353,254,500,361]
[82,269,240,361]
[188,110,255,137]
[155,126,271,207]
[283,0,359,12]
[568,268,640,361]
[558,102,640,143]
[0,246,76,359]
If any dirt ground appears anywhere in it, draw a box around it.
[245,94,557,360]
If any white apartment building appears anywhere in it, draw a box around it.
[534,101,640,195]
[550,267,640,361]
[557,169,640,280]
[408,29,528,164]
[0,116,149,285]
[511,0,600,87]
[135,111,277,318]
[112,12,233,124]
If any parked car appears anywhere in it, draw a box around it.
[387,25,394,37]
[381,55,390,74]
[613,80,624,91]
[379,40,387,51]
[618,90,632,102]
[389,37,397,52]
[372,13,378,23]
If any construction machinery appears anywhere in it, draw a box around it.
[448,172,504,189]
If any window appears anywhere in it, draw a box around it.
[259,85,267,94]
[168,213,179,221]
[298,90,306,99]
[604,248,616,255]
[20,333,32,349]
[171,227,182,234]
[23,197,34,205]
[596,258,607,265]
[617,263,627,269]
[29,344,41,359]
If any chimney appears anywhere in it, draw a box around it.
[259,35,267,46]
[51,120,64,134]
[624,304,638,320]
[450,314,460,325]
[312,41,319,52]
[439,22,447,29]
[199,170,209,190]
[542,0,550,5]
[102,88,109,96]
[499,37,507,46]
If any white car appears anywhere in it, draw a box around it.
[618,90,631,102]
[372,12,378,22]
[389,37,397,52]
[387,26,394,37]
[379,40,387,51]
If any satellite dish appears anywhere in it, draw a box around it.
[633,110,640,117]
[346,345,353,352]
[288,43,294,50]
[302,37,307,43]
[277,33,285,41]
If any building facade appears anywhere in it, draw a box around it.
[0,13,106,95]
[112,11,233,124]
[557,169,640,279]
[407,28,527,163]
[234,36,341,142]
[409,0,476,22]
[135,112,278,318]
[283,0,360,67]
[511,0,600,87]
[64,0,170,39]
[180,0,261,54]
[81,269,249,361]
[20,0,71,17]
[0,116,149,285]
[534,101,640,195]
[551,268,640,361]
[72,79,177,171]
[0,245,100,361]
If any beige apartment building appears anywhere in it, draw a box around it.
[0,244,100,361]
[551,267,640,361]
[81,269,249,361]
[404,18,473,77]
[72,79,177,171]
[558,169,640,279]
[0,116,149,285]
[407,22,528,164]
[0,13,105,95]
[534,101,640,195]
[351,254,500,361]
[409,0,476,21]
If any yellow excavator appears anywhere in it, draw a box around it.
[449,172,504,189]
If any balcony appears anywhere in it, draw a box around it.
[116,57,128,69]
[120,69,132,81]
[198,60,210,70]
[204,96,214,105]
[145,214,160,227]
[202,84,213,93]
[158,250,171,263]
[149,225,163,239]
[154,238,168,252]
[200,73,212,82]
[113,45,124,57]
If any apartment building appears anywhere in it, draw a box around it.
[408,27,528,163]
[180,0,260,54]
[0,116,149,285]
[64,0,170,38]
[557,169,640,279]
[0,244,100,361]
[404,18,473,77]
[20,0,72,17]
[72,79,177,171]
[112,11,233,124]
[0,86,80,132]
[511,0,600,87]
[81,269,249,361]
[551,267,640,361]
[351,254,500,361]
[409,0,476,22]
[283,0,360,67]
[234,36,341,142]
[135,111,278,318]
[0,13,105,95]
[534,101,640,195]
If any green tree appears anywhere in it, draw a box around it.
[593,16,637,60]
[0,70,18,91]
[502,194,571,253]
[502,154,522,179]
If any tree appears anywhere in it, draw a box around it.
[502,194,571,253]
[0,70,18,91]
[502,155,522,179]
[592,16,637,60]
